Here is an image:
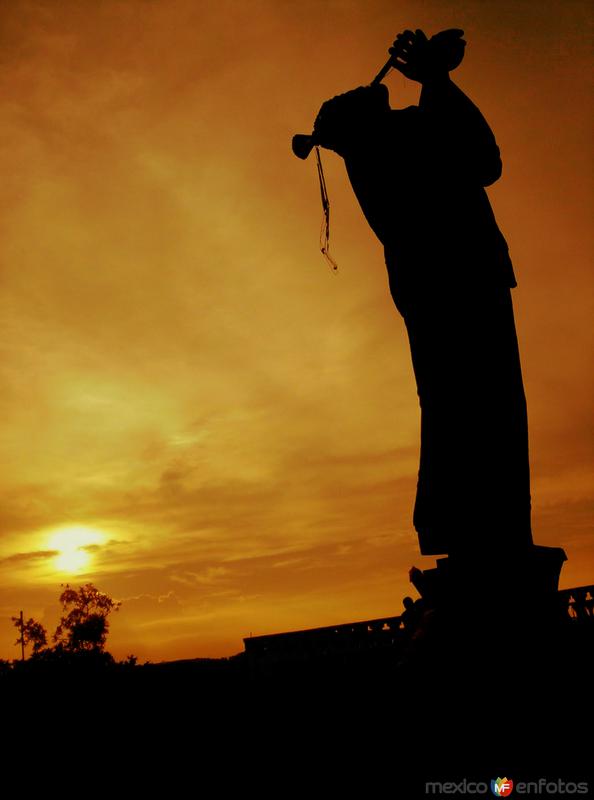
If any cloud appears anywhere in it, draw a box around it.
[0,550,58,568]
[169,566,230,585]
[0,486,68,537]
[119,590,185,615]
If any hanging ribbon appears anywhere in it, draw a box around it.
[314,146,338,272]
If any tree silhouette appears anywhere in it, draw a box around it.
[11,616,48,656]
[53,583,121,653]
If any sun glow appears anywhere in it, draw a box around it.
[46,525,106,575]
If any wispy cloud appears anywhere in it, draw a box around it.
[0,550,58,568]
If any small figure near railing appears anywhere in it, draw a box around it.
[401,596,424,632]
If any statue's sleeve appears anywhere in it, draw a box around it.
[418,78,503,187]
[313,85,391,159]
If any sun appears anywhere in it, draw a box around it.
[46,525,106,575]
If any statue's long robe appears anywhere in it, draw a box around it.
[334,78,533,556]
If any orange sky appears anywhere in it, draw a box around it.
[0,0,592,662]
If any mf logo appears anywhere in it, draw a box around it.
[491,777,513,797]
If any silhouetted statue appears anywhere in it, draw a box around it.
[401,596,424,632]
[313,30,533,559]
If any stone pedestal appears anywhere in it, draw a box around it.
[414,545,566,614]
[404,545,568,675]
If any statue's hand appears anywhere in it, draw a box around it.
[389,28,466,83]
[389,29,431,83]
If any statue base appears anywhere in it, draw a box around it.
[401,544,569,675]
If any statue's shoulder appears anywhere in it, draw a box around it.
[392,104,420,115]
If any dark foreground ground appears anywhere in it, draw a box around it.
[3,615,592,793]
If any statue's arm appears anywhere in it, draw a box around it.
[313,84,391,158]
[418,76,503,186]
